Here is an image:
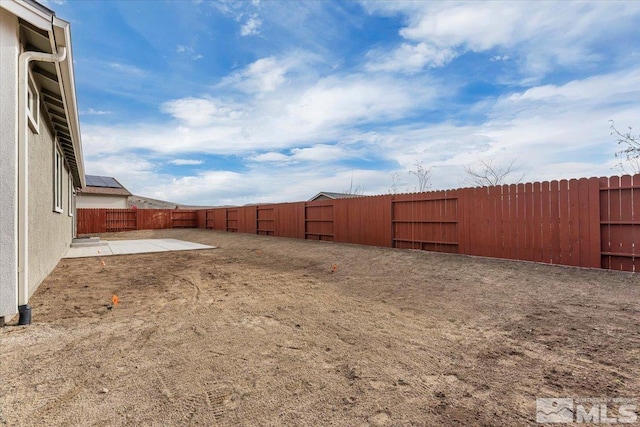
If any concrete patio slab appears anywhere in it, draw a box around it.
[64,239,215,259]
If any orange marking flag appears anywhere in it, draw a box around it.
[112,295,119,306]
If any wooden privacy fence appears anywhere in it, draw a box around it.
[76,173,640,272]
[77,209,206,233]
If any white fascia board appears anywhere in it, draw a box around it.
[0,0,52,31]
[52,16,85,188]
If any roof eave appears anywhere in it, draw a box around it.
[3,1,86,188]
[0,0,52,31]
[52,17,85,187]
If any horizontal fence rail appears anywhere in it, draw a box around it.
[77,173,640,272]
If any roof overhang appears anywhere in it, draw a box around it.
[2,0,85,188]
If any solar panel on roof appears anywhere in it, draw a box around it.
[85,175,123,189]
[102,177,121,188]
[85,175,100,186]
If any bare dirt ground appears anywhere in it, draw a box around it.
[1,229,639,426]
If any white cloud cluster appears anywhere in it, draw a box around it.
[169,159,203,166]
[366,43,456,73]
[362,1,640,77]
[240,15,262,36]
[84,62,638,204]
[82,51,440,159]
[78,2,640,206]
[222,56,289,93]
[161,97,243,127]
[211,0,263,38]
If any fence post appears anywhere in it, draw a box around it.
[588,177,601,268]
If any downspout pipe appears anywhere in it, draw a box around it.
[17,46,67,325]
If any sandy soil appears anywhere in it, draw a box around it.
[1,229,639,426]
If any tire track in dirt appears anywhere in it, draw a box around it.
[25,383,82,426]
[154,366,236,425]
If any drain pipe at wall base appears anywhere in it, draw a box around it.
[17,46,67,326]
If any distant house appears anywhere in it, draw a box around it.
[308,192,358,202]
[0,0,85,324]
[77,175,132,209]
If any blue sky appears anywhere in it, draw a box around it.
[47,0,640,205]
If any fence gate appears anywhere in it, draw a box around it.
[226,209,238,232]
[172,210,197,228]
[600,175,640,272]
[392,195,459,253]
[257,207,275,235]
[305,203,334,241]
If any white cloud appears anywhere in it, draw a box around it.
[247,152,290,163]
[397,3,522,49]
[83,155,159,195]
[161,97,243,127]
[107,62,147,77]
[76,56,439,160]
[290,144,349,162]
[82,108,110,116]
[366,42,456,73]
[362,1,640,77]
[219,53,318,94]
[241,15,262,36]
[169,159,204,166]
[240,56,286,92]
[286,74,432,130]
[504,70,640,105]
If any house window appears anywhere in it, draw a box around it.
[54,144,63,213]
[27,73,39,133]
[68,174,74,217]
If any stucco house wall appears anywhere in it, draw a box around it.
[77,194,128,209]
[27,109,74,295]
[0,8,19,317]
[0,0,85,323]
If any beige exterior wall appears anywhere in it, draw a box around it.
[27,103,74,297]
[0,9,19,318]
[77,194,128,209]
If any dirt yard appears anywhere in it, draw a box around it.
[1,229,639,426]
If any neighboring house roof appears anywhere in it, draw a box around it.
[1,0,85,187]
[308,192,358,202]
[77,175,132,197]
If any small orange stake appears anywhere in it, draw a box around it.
[331,264,337,273]
[112,295,119,306]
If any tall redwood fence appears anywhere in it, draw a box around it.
[77,209,206,234]
[77,174,640,272]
